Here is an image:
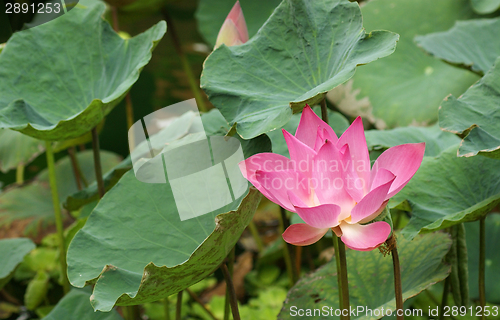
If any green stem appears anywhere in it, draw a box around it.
[334,236,350,320]
[67,147,82,190]
[320,98,328,124]
[187,288,219,320]
[45,141,70,293]
[295,246,302,278]
[71,147,89,188]
[221,262,240,320]
[109,6,136,133]
[223,247,235,320]
[333,235,343,318]
[162,8,207,112]
[125,306,139,320]
[247,220,264,253]
[91,127,105,198]
[16,163,24,185]
[479,217,486,320]
[125,93,135,130]
[388,234,404,320]
[176,291,183,320]
[439,277,450,320]
[164,297,171,320]
[279,207,297,285]
[456,223,469,307]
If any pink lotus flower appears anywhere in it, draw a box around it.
[215,1,249,48]
[239,106,425,251]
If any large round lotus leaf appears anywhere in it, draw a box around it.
[195,0,281,47]
[327,0,480,129]
[201,0,398,139]
[278,232,451,320]
[465,214,500,303]
[392,147,500,240]
[0,151,121,235]
[0,238,35,289]
[439,57,500,159]
[267,107,349,158]
[415,18,500,74]
[67,171,262,311]
[470,0,500,14]
[0,0,166,141]
[0,129,44,173]
[43,288,123,320]
[365,124,461,157]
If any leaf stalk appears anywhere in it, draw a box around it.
[479,217,486,320]
[91,127,105,198]
[45,141,70,293]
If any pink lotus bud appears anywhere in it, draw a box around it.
[215,1,249,48]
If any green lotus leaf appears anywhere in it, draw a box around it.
[470,0,500,14]
[439,57,500,159]
[0,151,121,235]
[466,214,500,303]
[327,0,480,129]
[365,124,461,157]
[415,18,500,74]
[43,288,124,320]
[393,147,500,240]
[0,238,35,289]
[0,129,44,173]
[0,0,166,140]
[278,232,451,320]
[195,0,281,47]
[201,0,399,139]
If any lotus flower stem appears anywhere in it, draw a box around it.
[45,141,70,293]
[333,236,344,317]
[91,127,106,198]
[67,147,82,190]
[125,93,135,130]
[247,220,264,252]
[162,9,208,112]
[387,234,404,319]
[123,306,140,320]
[295,246,303,276]
[320,98,328,124]
[335,236,350,319]
[439,277,450,320]
[109,6,136,134]
[111,6,119,31]
[221,262,241,320]
[15,163,24,185]
[71,146,89,187]
[479,216,486,320]
[279,207,297,285]
[163,297,171,320]
[224,247,235,320]
[187,288,219,320]
[176,291,183,320]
